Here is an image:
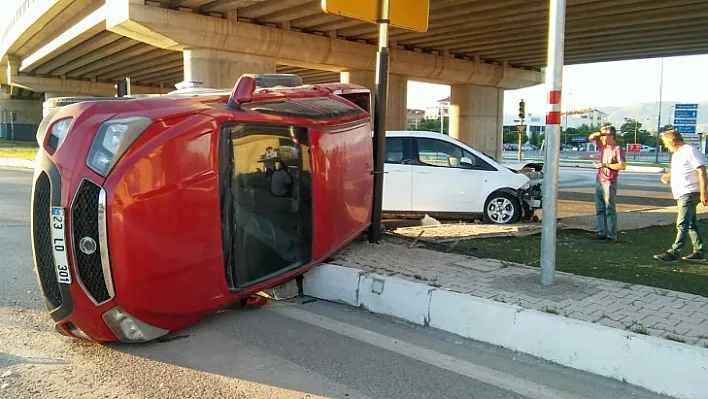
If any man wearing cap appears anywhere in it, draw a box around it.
[653,130,708,262]
[588,125,626,241]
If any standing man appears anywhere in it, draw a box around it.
[588,125,626,241]
[653,130,708,261]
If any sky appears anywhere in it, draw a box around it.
[2,0,707,115]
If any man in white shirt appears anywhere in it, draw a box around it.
[653,130,708,262]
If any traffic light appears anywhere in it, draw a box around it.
[518,99,526,120]
[11,111,17,122]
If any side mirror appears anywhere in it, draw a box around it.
[460,156,474,166]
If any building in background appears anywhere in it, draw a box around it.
[407,109,426,128]
[424,97,450,120]
[503,113,545,137]
[561,108,609,130]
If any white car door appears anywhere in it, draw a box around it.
[410,137,478,213]
[382,136,413,212]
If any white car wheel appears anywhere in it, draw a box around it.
[484,193,521,224]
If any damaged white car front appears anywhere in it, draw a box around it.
[505,162,544,222]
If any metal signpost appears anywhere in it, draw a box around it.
[539,0,567,286]
[321,0,430,243]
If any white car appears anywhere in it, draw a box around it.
[381,130,543,224]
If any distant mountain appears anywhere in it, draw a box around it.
[598,101,708,133]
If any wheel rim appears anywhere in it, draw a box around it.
[487,197,515,223]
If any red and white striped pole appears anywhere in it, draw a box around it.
[540,0,566,286]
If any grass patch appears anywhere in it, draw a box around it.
[629,325,649,335]
[455,221,708,298]
[0,138,38,161]
[665,334,686,343]
[542,307,560,315]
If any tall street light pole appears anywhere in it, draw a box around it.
[540,0,566,286]
[654,57,664,164]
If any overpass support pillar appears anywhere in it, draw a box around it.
[183,49,276,89]
[340,70,408,130]
[449,84,504,161]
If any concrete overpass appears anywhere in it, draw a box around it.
[2,0,708,157]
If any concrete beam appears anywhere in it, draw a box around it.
[20,6,106,73]
[34,31,124,75]
[199,0,271,13]
[105,2,543,89]
[517,42,708,66]
[2,0,104,60]
[256,3,321,24]
[452,25,708,57]
[50,37,137,76]
[236,0,312,19]
[67,43,155,78]
[96,51,182,80]
[8,74,170,96]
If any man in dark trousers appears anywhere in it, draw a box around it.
[588,125,626,241]
[654,130,708,261]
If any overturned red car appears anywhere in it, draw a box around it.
[30,74,374,343]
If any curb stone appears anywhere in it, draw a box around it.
[558,162,666,173]
[303,263,708,399]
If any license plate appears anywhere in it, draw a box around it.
[50,207,72,285]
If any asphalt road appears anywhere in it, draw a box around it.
[553,168,674,220]
[0,167,675,399]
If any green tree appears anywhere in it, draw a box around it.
[412,118,448,134]
[530,130,540,147]
[503,128,528,145]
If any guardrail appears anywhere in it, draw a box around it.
[501,150,670,163]
[1,0,39,50]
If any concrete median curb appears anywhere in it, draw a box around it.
[303,263,708,399]
[0,157,35,169]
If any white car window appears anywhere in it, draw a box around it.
[416,137,493,169]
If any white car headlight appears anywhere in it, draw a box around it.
[87,116,152,177]
[102,307,168,343]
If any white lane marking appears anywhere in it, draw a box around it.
[271,305,587,399]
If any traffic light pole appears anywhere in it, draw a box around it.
[517,100,525,162]
[368,0,390,243]
[539,0,566,286]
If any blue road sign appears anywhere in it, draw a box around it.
[675,125,697,134]
[673,104,699,134]
[571,136,587,142]
[674,110,698,119]
[674,118,698,125]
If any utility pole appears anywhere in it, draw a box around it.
[654,57,664,163]
[440,101,444,134]
[368,0,391,243]
[539,0,566,286]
